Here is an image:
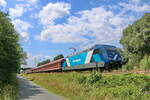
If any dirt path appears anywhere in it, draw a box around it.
[18,75,64,100]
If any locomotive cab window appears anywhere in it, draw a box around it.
[93,49,101,54]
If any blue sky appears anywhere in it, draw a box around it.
[0,0,150,67]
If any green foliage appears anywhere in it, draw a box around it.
[77,75,87,84]
[22,72,150,100]
[123,54,141,70]
[0,84,18,100]
[121,13,150,56]
[139,55,150,71]
[86,71,102,84]
[53,54,64,61]
[77,71,102,84]
[120,13,150,70]
[37,59,50,67]
[117,48,128,65]
[0,11,25,84]
[0,75,19,100]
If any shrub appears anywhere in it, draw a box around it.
[86,71,102,85]
[77,75,87,84]
[142,82,150,92]
[123,62,134,71]
[77,71,102,85]
[0,79,19,100]
[139,55,150,71]
[123,54,141,70]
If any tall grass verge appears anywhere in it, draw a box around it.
[22,72,150,100]
[0,74,19,100]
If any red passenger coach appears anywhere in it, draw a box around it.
[27,58,64,73]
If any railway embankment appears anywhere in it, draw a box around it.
[21,71,150,100]
[18,75,64,100]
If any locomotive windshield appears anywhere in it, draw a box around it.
[104,46,121,61]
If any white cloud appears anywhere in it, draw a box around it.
[130,0,141,4]
[36,25,88,43]
[20,32,29,41]
[37,7,135,46]
[25,53,51,67]
[36,0,150,47]
[119,0,150,12]
[9,1,39,18]
[38,2,71,25]
[17,0,38,5]
[9,5,25,18]
[12,19,32,32]
[0,0,6,7]
[12,19,32,41]
[26,0,38,5]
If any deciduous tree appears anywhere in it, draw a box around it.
[0,11,25,83]
[120,13,150,69]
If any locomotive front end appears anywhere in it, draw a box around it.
[104,45,122,68]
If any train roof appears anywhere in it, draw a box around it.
[33,58,64,69]
[67,44,116,57]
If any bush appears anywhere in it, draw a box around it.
[142,82,150,92]
[140,55,150,71]
[77,75,87,84]
[77,71,102,85]
[123,54,141,70]
[86,71,102,84]
[0,77,19,100]
[123,62,134,71]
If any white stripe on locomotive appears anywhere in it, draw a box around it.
[66,58,71,66]
[85,50,94,64]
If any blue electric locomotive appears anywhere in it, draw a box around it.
[61,44,122,70]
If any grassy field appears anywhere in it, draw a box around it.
[22,71,150,100]
[0,76,19,100]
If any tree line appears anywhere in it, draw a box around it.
[37,54,64,66]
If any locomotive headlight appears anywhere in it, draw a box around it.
[99,62,104,67]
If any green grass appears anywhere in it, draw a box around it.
[22,72,150,100]
[0,76,19,100]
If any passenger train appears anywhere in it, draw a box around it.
[26,44,122,73]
